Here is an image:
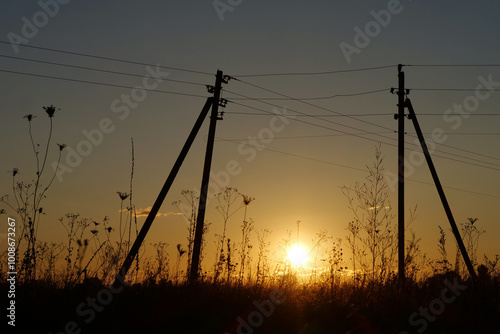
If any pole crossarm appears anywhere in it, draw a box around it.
[405,98,477,280]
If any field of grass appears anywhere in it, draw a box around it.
[4,269,499,334]
[2,116,499,333]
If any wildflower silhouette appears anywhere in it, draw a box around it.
[177,243,186,257]
[242,195,254,222]
[43,105,58,118]
[242,195,254,207]
[5,104,66,280]
[117,192,129,201]
[23,114,36,122]
[116,191,130,249]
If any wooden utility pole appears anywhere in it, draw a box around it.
[397,64,405,284]
[112,98,213,288]
[190,70,226,282]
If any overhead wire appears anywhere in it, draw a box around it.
[232,78,394,132]
[227,92,398,147]
[239,69,500,162]
[217,137,500,199]
[0,40,497,194]
[436,132,500,135]
[225,89,500,171]
[217,136,367,172]
[1,64,497,168]
[225,88,390,101]
[224,111,393,117]
[409,133,500,162]
[224,111,500,117]
[0,40,213,76]
[408,64,500,67]
[0,54,207,86]
[233,64,395,77]
[217,132,500,142]
[228,80,500,169]
[0,69,209,99]
[0,43,497,169]
[410,88,500,92]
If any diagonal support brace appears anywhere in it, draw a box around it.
[405,97,476,280]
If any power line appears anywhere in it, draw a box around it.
[224,111,393,117]
[216,132,396,142]
[220,123,500,164]
[227,96,500,171]
[409,113,500,116]
[434,132,500,135]
[0,40,213,76]
[229,81,500,169]
[410,88,500,92]
[217,136,367,172]
[233,64,395,77]
[218,137,500,199]
[225,88,389,101]
[0,54,207,87]
[226,84,500,164]
[1,47,497,168]
[406,133,500,162]
[405,179,500,199]
[218,132,500,142]
[232,79,395,132]
[408,64,500,67]
[224,111,500,117]
[229,97,398,148]
[0,42,497,80]
[0,69,209,98]
[4,63,497,169]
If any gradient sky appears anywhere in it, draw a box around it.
[1,0,499,272]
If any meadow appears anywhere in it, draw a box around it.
[2,108,499,334]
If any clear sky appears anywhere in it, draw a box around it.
[1,0,499,272]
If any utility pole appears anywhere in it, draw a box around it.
[397,64,405,285]
[190,70,228,282]
[112,98,213,288]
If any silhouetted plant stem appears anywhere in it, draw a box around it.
[128,138,134,254]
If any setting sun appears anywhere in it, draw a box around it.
[288,245,309,266]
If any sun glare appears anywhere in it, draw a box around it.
[288,245,308,266]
